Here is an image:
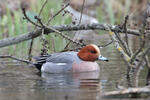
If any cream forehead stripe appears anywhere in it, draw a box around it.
[90,44,100,54]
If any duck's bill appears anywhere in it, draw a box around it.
[98,55,109,62]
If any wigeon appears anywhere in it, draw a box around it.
[34,44,108,73]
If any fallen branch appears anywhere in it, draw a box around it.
[102,86,150,98]
[0,23,140,48]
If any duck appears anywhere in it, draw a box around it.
[33,44,108,73]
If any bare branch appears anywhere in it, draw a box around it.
[122,15,129,47]
[0,55,32,64]
[114,32,131,56]
[0,23,140,48]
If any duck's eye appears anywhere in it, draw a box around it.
[90,50,97,54]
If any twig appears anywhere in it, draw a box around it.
[123,15,129,47]
[28,38,34,60]
[98,40,113,48]
[34,16,45,27]
[64,0,85,50]
[47,25,85,46]
[130,8,147,64]
[60,47,82,52]
[38,0,48,16]
[114,32,131,56]
[74,0,85,40]
[130,47,143,64]
[79,0,85,24]
[47,2,70,25]
[61,40,113,52]
[0,55,32,64]
[22,8,42,28]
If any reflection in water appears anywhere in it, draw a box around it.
[36,71,101,100]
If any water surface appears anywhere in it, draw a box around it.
[0,35,148,100]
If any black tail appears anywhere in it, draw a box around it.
[33,55,51,71]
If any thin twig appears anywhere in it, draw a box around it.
[130,12,147,64]
[79,0,85,24]
[22,8,42,28]
[73,0,85,40]
[0,55,32,64]
[38,0,48,16]
[130,47,143,64]
[61,40,113,52]
[47,25,85,46]
[98,40,113,48]
[64,0,85,50]
[47,2,70,25]
[34,16,45,27]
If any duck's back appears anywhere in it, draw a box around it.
[46,52,81,64]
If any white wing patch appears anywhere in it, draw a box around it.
[55,63,67,66]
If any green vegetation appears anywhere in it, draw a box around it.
[0,0,71,57]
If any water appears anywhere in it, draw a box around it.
[0,35,148,100]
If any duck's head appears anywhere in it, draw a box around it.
[78,44,109,62]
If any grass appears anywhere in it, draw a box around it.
[104,0,115,25]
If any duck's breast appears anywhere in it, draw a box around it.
[72,61,100,73]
